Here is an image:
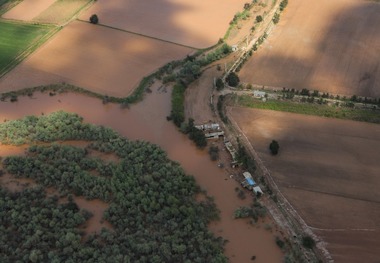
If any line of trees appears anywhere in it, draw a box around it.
[0,112,227,262]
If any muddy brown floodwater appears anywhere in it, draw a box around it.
[0,88,283,262]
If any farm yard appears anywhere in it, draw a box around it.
[229,107,380,263]
[0,21,193,97]
[239,0,380,98]
[79,0,249,48]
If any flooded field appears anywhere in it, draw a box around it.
[0,88,283,262]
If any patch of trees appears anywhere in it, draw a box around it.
[236,140,256,174]
[234,201,267,222]
[279,0,288,11]
[0,112,227,262]
[170,83,186,127]
[217,94,228,123]
[185,118,207,148]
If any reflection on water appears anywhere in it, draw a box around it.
[0,88,283,262]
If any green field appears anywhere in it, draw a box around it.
[236,94,380,124]
[0,20,56,77]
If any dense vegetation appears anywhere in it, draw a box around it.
[0,20,56,77]
[0,112,227,262]
[237,95,380,124]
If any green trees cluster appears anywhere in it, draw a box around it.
[170,83,186,126]
[0,112,227,262]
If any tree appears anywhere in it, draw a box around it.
[89,14,99,24]
[256,15,263,23]
[269,140,279,155]
[226,72,240,87]
[215,78,224,91]
[302,235,315,249]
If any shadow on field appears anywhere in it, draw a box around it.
[239,0,380,98]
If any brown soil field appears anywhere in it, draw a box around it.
[239,0,380,98]
[79,0,248,48]
[0,21,193,97]
[0,89,284,263]
[229,107,380,262]
[33,0,91,24]
[2,0,56,21]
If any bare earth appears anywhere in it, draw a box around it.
[239,0,380,97]
[80,0,248,48]
[2,0,56,21]
[0,21,193,97]
[229,107,380,263]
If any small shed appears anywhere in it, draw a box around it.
[253,186,264,196]
[253,90,266,98]
[243,172,253,180]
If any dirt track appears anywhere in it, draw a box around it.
[229,107,380,262]
[0,21,193,97]
[239,0,380,97]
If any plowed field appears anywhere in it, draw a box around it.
[0,21,193,97]
[229,107,380,262]
[239,0,380,97]
[80,0,248,48]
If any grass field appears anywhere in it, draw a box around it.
[0,20,56,77]
[236,95,380,124]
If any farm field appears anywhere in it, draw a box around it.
[33,0,92,24]
[79,0,248,48]
[0,21,193,97]
[239,0,380,97]
[2,0,55,21]
[229,107,380,262]
[0,20,55,77]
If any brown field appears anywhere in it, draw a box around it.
[0,21,193,97]
[2,0,56,21]
[239,0,380,97]
[229,107,380,262]
[33,0,91,24]
[79,0,248,48]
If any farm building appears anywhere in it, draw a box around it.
[253,90,266,98]
[253,186,263,196]
[195,123,220,131]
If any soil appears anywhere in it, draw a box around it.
[2,0,56,21]
[0,21,193,97]
[0,89,284,263]
[229,107,380,262]
[239,0,380,97]
[79,0,249,48]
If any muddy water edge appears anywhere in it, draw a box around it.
[0,88,283,262]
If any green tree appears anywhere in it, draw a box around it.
[256,15,263,23]
[302,235,315,249]
[89,14,99,24]
[226,72,240,87]
[269,140,279,155]
[216,78,224,91]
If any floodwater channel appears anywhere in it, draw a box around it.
[0,87,283,262]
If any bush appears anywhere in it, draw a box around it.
[226,72,240,87]
[302,235,315,249]
[256,15,263,23]
[89,14,99,24]
[269,140,279,155]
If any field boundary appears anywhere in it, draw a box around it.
[76,19,200,50]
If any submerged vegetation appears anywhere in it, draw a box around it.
[0,111,227,262]
[236,94,380,124]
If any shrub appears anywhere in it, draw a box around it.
[269,140,279,155]
[226,72,240,87]
[89,14,99,24]
[302,235,315,249]
[256,15,263,23]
